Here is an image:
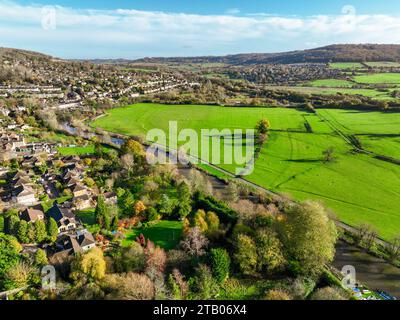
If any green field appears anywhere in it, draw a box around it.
[267,85,394,100]
[354,73,400,84]
[296,70,400,100]
[308,79,354,88]
[122,220,183,250]
[329,62,364,70]
[197,163,233,181]
[57,145,111,156]
[365,62,400,68]
[92,103,400,240]
[317,109,400,159]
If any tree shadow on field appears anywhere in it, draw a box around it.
[284,158,322,163]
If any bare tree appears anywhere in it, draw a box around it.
[180,227,209,257]
[387,237,400,263]
[322,147,336,163]
[356,223,378,249]
[120,154,135,172]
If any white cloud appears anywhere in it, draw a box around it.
[1,1,400,58]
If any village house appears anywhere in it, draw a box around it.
[12,184,37,206]
[0,166,8,178]
[55,229,96,254]
[62,168,82,182]
[70,183,95,210]
[104,191,118,205]
[0,132,25,161]
[47,202,79,233]
[72,194,95,211]
[1,131,57,161]
[11,170,33,182]
[20,205,45,223]
[65,176,80,188]
[72,183,89,198]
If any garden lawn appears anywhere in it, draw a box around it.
[92,103,400,240]
[76,208,96,225]
[57,145,111,156]
[122,220,183,250]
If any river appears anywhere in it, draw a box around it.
[333,240,400,298]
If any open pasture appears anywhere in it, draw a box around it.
[365,62,400,68]
[92,103,400,240]
[267,85,394,100]
[353,73,400,84]
[329,62,364,70]
[307,79,354,88]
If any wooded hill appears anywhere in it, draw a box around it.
[134,44,400,65]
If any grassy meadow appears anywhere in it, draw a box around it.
[329,62,364,70]
[92,103,400,240]
[353,73,400,84]
[307,79,354,88]
[365,62,400,68]
[266,85,394,100]
[57,145,111,156]
[294,71,400,101]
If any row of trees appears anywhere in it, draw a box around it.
[3,209,58,244]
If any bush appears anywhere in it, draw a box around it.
[233,234,258,276]
[320,269,343,288]
[194,195,237,225]
[209,248,231,284]
[190,264,220,299]
[147,207,160,222]
[103,272,155,300]
[0,216,4,233]
[287,260,305,277]
[3,262,35,291]
[288,277,316,300]
[112,242,146,273]
[264,289,291,300]
[310,286,348,300]
[255,228,286,274]
[34,249,48,266]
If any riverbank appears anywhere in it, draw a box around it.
[333,240,400,298]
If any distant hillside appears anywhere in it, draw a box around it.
[0,47,57,63]
[134,44,400,65]
[3,44,400,69]
[0,47,103,84]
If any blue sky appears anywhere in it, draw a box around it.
[13,0,400,15]
[2,0,400,59]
